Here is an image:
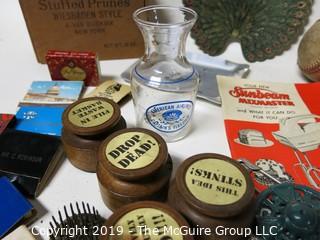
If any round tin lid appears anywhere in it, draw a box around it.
[62,97,121,136]
[99,128,168,181]
[101,201,192,240]
[175,153,255,218]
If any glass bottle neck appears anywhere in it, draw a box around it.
[139,26,190,61]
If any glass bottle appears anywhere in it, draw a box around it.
[131,5,199,142]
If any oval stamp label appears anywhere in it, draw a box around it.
[112,208,183,240]
[185,158,247,205]
[61,62,86,81]
[146,101,193,133]
[105,132,160,170]
[68,99,114,128]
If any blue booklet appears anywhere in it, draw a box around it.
[15,106,65,136]
[0,177,34,238]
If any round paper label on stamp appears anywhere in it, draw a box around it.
[112,208,183,240]
[185,158,247,205]
[68,99,114,128]
[105,132,160,170]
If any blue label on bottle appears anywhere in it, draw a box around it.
[146,101,193,133]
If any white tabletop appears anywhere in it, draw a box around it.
[1,0,320,239]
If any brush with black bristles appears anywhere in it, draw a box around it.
[49,202,104,240]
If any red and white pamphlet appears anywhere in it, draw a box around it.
[218,76,320,192]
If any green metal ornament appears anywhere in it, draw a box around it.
[184,0,314,62]
[256,184,320,240]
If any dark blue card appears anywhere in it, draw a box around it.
[15,106,65,136]
[0,177,34,237]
